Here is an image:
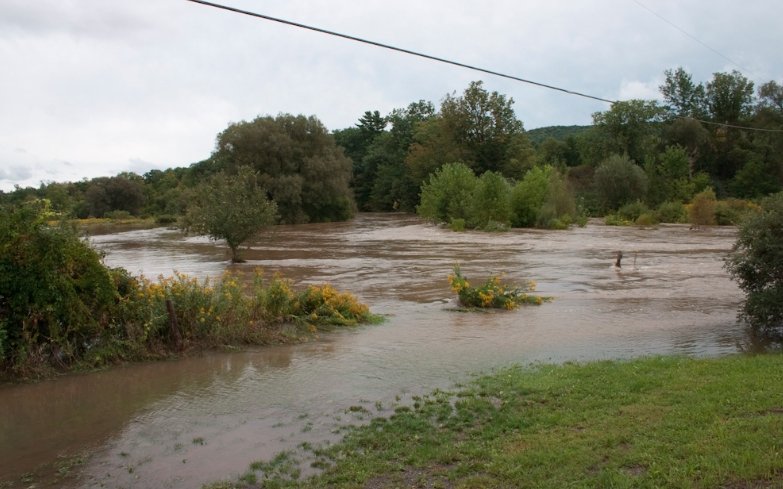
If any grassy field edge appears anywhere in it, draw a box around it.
[210,353,783,489]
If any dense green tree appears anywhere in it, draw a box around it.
[662,117,712,176]
[592,100,666,164]
[725,192,783,329]
[183,167,278,263]
[362,102,435,212]
[660,67,707,119]
[706,70,755,124]
[407,81,534,183]
[593,154,648,211]
[83,174,146,218]
[142,168,187,218]
[333,110,387,209]
[211,114,355,224]
[645,145,708,206]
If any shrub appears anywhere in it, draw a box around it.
[604,214,632,226]
[593,154,648,212]
[725,192,783,329]
[511,166,551,227]
[616,200,650,222]
[467,171,512,229]
[656,201,687,223]
[635,212,659,226]
[448,265,550,309]
[449,218,466,231]
[417,163,478,223]
[714,198,761,225]
[511,165,578,229]
[0,200,118,375]
[105,210,133,220]
[688,188,717,226]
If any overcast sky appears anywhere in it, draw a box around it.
[1,0,781,191]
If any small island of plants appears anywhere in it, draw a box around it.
[448,265,551,309]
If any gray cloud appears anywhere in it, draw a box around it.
[1,0,781,190]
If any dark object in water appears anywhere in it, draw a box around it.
[615,250,623,268]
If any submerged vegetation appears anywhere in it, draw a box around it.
[448,265,551,309]
[0,200,378,380]
[207,354,783,489]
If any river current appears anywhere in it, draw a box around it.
[0,214,748,487]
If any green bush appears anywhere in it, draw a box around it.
[467,171,512,229]
[417,163,478,223]
[0,200,118,375]
[725,192,783,329]
[656,201,687,223]
[449,218,466,231]
[511,165,578,229]
[616,200,650,222]
[593,154,648,212]
[511,166,551,227]
[0,201,378,379]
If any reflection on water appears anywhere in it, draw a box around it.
[0,214,749,488]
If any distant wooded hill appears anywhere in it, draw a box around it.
[526,125,591,145]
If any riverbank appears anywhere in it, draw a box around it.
[209,353,783,489]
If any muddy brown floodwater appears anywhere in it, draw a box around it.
[0,214,752,488]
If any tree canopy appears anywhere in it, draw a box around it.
[211,114,356,224]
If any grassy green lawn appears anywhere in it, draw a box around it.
[210,354,783,489]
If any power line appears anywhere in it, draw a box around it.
[186,0,783,134]
[631,0,749,73]
[184,0,616,105]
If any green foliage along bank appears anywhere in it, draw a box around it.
[418,162,583,230]
[3,70,781,232]
[0,200,378,380]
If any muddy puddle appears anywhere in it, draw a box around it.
[0,214,750,488]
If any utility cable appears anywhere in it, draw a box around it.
[631,0,749,73]
[185,0,783,133]
[184,0,616,105]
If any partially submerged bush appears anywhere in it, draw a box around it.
[448,265,550,309]
[688,188,717,226]
[725,192,783,330]
[714,198,761,225]
[0,200,378,378]
[656,201,687,223]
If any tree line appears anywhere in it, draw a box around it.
[1,68,781,229]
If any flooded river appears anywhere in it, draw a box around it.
[0,214,749,487]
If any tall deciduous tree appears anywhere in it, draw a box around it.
[706,70,755,124]
[211,114,356,224]
[407,81,534,183]
[660,67,707,119]
[592,100,666,165]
